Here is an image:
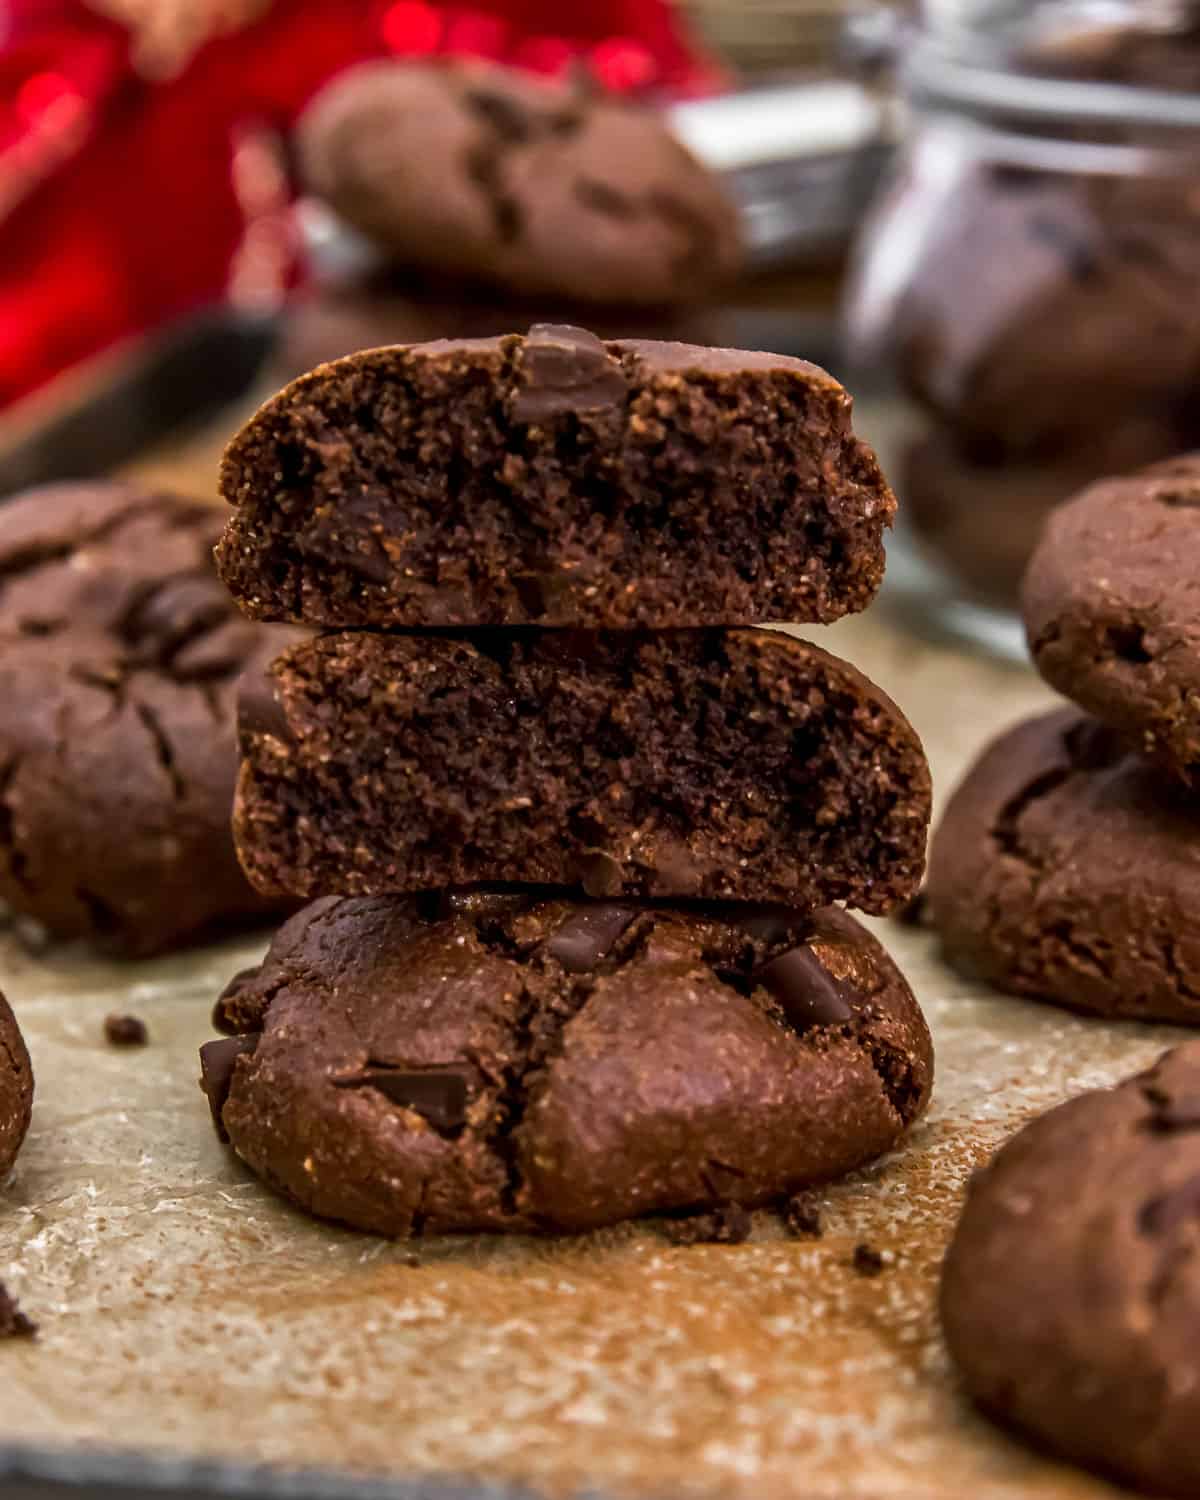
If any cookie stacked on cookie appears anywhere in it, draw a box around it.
[929,453,1200,1023]
[201,324,935,1236]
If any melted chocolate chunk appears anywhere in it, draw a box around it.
[512,324,628,424]
[337,1067,470,1131]
[238,666,295,748]
[546,904,637,972]
[759,946,854,1031]
[200,1036,258,1141]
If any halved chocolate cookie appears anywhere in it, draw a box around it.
[217,325,894,629]
[232,628,931,912]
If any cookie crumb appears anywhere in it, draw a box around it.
[0,1283,37,1339]
[662,1202,752,1246]
[852,1243,888,1277]
[781,1192,823,1239]
[104,1014,148,1047]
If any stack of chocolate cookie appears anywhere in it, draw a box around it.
[200,324,935,1237]
[929,453,1200,1024]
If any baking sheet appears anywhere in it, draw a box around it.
[0,591,1177,1500]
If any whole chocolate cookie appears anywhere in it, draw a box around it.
[233,628,931,912]
[0,482,291,956]
[0,993,32,1180]
[928,706,1200,1023]
[203,893,934,1236]
[1024,454,1200,782]
[942,1042,1200,1497]
[296,59,742,307]
[218,325,894,630]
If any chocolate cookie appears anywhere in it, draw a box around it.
[233,628,931,912]
[296,59,742,307]
[218,325,894,630]
[203,893,934,1236]
[0,482,291,956]
[901,422,1181,605]
[928,706,1200,1023]
[0,993,33,1180]
[886,163,1200,463]
[1024,454,1200,782]
[941,1041,1200,1497]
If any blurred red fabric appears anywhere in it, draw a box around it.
[0,0,723,410]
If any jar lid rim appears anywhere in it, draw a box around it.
[904,38,1200,130]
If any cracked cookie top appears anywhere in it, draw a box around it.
[295,58,742,307]
[928,705,1200,1023]
[202,892,934,1237]
[0,482,291,955]
[941,1040,1200,1498]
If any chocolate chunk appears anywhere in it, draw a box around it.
[0,1283,36,1340]
[199,1036,258,1142]
[781,1192,824,1239]
[759,946,854,1030]
[662,1201,752,1246]
[337,1067,470,1130]
[546,904,637,972]
[852,1243,887,1277]
[238,666,294,748]
[1139,1170,1200,1236]
[104,1014,148,1047]
[512,325,628,424]
[579,849,625,899]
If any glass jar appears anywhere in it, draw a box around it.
[844,1,1200,654]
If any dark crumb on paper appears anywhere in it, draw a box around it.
[662,1202,752,1245]
[852,1243,888,1277]
[0,1284,37,1339]
[893,889,930,929]
[781,1192,824,1239]
[104,1014,149,1047]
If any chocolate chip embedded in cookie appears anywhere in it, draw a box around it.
[232,628,931,913]
[942,1041,1200,1498]
[1023,454,1200,782]
[296,59,742,307]
[927,706,1200,1023]
[0,482,294,956]
[217,326,894,630]
[0,993,33,1180]
[204,895,933,1237]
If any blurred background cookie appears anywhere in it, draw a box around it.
[296,57,743,307]
[0,482,295,957]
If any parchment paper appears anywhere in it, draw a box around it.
[0,589,1177,1500]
